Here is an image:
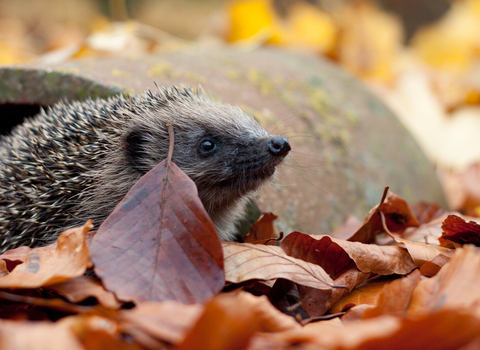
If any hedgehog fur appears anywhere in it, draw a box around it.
[0,86,290,252]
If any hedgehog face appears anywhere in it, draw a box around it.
[121,89,290,240]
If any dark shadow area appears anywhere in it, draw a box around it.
[0,104,45,135]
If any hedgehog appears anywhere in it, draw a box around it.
[0,86,290,252]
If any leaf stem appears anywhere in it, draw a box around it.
[166,123,174,163]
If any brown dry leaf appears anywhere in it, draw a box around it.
[0,246,40,271]
[419,250,454,277]
[408,245,480,318]
[329,277,395,314]
[0,260,8,277]
[379,193,420,234]
[0,221,93,288]
[281,232,416,276]
[90,129,224,304]
[177,291,300,350]
[0,319,83,350]
[258,309,480,349]
[223,242,336,290]
[243,212,278,244]
[362,270,421,319]
[119,301,203,347]
[341,304,375,322]
[400,213,480,246]
[299,267,370,317]
[348,192,419,243]
[401,214,446,246]
[60,315,141,350]
[440,214,480,246]
[47,276,122,309]
[382,222,451,268]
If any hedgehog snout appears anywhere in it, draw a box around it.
[267,136,291,157]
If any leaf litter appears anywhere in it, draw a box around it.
[0,131,479,349]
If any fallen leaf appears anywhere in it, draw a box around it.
[60,315,141,350]
[0,319,83,350]
[243,212,278,244]
[440,214,480,246]
[0,260,8,277]
[281,232,416,276]
[257,309,480,350]
[300,267,370,317]
[408,245,480,318]
[47,276,122,309]
[177,292,300,350]
[90,126,224,304]
[120,301,204,347]
[419,250,454,277]
[348,191,419,244]
[401,215,446,246]
[362,270,421,319]
[329,276,396,314]
[0,221,93,288]
[341,304,375,322]
[223,242,336,290]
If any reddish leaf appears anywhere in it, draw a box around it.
[90,156,224,304]
[243,212,278,244]
[440,214,480,246]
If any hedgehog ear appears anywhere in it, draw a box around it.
[124,129,152,173]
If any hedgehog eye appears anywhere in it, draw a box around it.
[199,140,216,154]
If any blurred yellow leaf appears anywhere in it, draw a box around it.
[226,0,275,43]
[268,2,336,54]
[0,42,27,64]
[336,0,403,82]
[412,0,480,72]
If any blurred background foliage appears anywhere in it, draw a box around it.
[1,0,480,211]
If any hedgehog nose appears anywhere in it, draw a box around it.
[267,136,291,156]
